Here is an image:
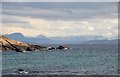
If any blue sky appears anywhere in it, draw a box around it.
[2,2,118,38]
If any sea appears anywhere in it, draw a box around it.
[2,44,118,75]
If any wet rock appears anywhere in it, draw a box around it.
[18,69,24,71]
[15,48,23,52]
[57,45,69,50]
[17,69,28,74]
[47,47,56,50]
[26,47,33,51]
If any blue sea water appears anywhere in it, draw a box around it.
[2,45,118,75]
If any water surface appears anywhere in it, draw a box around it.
[2,45,118,75]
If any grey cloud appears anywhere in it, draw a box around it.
[2,14,29,23]
[2,2,117,11]
[2,0,119,2]
[3,22,33,29]
[1,2,118,38]
[2,14,32,28]
[2,20,29,23]
[2,2,118,21]
[1,2,94,11]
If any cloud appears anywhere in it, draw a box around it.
[2,14,33,29]
[2,0,119,2]
[2,16,118,38]
[2,2,118,20]
[2,2,118,38]
[2,15,28,23]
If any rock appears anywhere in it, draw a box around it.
[57,45,64,49]
[47,47,56,50]
[15,48,23,52]
[17,69,28,74]
[18,69,24,71]
[0,35,70,52]
[26,47,33,51]
[47,45,70,50]
[0,35,45,52]
[56,45,69,50]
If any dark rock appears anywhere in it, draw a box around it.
[56,45,70,50]
[17,69,28,74]
[48,47,56,50]
[18,69,24,71]
[15,48,23,52]
[26,47,33,51]
[57,45,65,50]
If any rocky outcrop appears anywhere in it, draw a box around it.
[47,45,70,50]
[0,35,45,52]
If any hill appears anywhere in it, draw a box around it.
[4,33,119,45]
[0,35,45,52]
[4,33,52,45]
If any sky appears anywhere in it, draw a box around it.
[2,2,118,38]
[2,0,119,2]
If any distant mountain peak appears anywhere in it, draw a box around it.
[10,32,24,36]
[5,32,25,37]
[3,32,119,44]
[4,33,25,42]
[36,35,47,38]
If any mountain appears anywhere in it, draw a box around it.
[4,33,24,38]
[4,33,52,45]
[4,33,26,42]
[50,35,106,44]
[0,35,45,51]
[4,33,119,45]
[82,39,118,44]
[36,35,47,39]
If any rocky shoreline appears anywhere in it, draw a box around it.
[0,35,69,52]
[0,35,46,52]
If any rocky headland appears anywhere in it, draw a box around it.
[0,35,46,52]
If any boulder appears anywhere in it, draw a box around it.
[57,45,69,50]
[47,47,56,50]
[26,47,33,51]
